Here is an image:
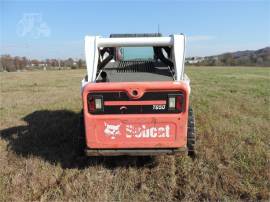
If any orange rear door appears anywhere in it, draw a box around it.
[82,81,189,149]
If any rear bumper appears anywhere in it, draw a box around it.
[85,147,186,156]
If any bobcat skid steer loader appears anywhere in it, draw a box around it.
[79,33,196,156]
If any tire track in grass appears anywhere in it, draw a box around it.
[31,170,66,201]
[173,153,191,200]
[148,155,177,201]
[170,154,177,201]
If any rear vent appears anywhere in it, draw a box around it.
[117,61,154,73]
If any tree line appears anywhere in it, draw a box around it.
[187,47,270,67]
[193,53,270,66]
[0,55,86,72]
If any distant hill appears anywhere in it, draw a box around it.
[187,47,270,66]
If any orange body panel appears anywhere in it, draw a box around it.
[82,81,190,149]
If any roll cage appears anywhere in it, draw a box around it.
[84,34,186,83]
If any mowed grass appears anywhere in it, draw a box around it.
[0,66,269,201]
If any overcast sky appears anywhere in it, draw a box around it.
[1,0,270,59]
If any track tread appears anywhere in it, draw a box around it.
[187,107,196,156]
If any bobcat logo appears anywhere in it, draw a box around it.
[104,123,121,139]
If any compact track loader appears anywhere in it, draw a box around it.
[79,33,196,156]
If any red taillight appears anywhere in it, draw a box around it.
[88,97,95,112]
[168,94,184,112]
[88,95,103,113]
[176,95,182,111]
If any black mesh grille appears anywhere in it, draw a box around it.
[116,61,154,73]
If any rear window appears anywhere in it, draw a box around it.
[120,47,154,60]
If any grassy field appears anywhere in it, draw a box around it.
[0,66,269,201]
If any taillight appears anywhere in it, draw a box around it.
[168,94,184,112]
[88,95,103,113]
[168,97,176,109]
[176,96,182,111]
